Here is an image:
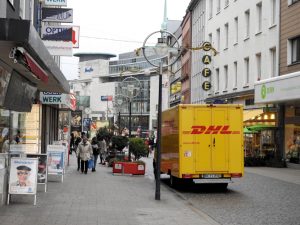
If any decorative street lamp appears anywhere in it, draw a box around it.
[142,30,181,200]
[120,76,141,161]
[113,94,127,135]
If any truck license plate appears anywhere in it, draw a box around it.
[202,174,221,179]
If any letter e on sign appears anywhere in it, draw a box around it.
[202,81,212,91]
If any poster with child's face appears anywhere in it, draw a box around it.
[9,158,38,195]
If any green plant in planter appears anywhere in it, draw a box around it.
[96,127,113,142]
[129,138,148,160]
[111,136,129,151]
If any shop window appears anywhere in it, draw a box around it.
[285,124,300,164]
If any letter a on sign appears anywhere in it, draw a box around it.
[202,55,211,65]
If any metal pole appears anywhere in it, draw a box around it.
[119,111,121,135]
[128,100,132,161]
[155,62,162,200]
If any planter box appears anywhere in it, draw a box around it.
[113,162,145,175]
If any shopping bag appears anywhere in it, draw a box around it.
[88,158,94,169]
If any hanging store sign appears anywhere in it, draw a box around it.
[42,8,73,23]
[41,25,72,41]
[202,68,211,77]
[101,96,113,101]
[45,0,67,6]
[40,92,66,104]
[255,71,300,104]
[43,41,73,56]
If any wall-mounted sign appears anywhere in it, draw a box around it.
[84,67,94,73]
[202,68,211,77]
[72,26,80,48]
[45,0,67,6]
[41,25,72,41]
[202,81,212,91]
[42,8,73,23]
[43,41,73,56]
[101,96,113,101]
[40,92,66,104]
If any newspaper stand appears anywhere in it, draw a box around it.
[7,157,38,205]
[26,154,48,192]
[47,145,65,183]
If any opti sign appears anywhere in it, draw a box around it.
[41,25,72,41]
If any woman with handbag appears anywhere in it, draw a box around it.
[76,134,93,174]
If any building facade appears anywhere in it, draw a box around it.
[254,0,300,165]
[0,0,69,156]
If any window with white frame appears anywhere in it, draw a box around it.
[217,0,221,13]
[291,36,300,64]
[289,0,300,5]
[270,47,276,77]
[209,0,213,18]
[216,28,220,51]
[225,23,229,49]
[256,2,262,33]
[234,17,238,44]
[224,65,228,90]
[256,53,262,81]
[245,10,250,39]
[233,61,238,88]
[270,0,276,25]
[244,57,250,84]
[215,68,220,92]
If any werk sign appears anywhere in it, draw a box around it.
[40,92,66,104]
[45,0,67,6]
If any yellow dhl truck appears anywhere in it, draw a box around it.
[159,104,244,188]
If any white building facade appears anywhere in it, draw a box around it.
[191,0,280,107]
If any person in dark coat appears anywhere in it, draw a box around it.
[91,137,100,172]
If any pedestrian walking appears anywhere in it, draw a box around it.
[91,137,100,172]
[70,133,75,155]
[76,134,93,174]
[75,133,82,171]
[98,137,107,165]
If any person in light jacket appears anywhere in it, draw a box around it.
[76,134,93,174]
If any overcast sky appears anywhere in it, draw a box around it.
[60,0,190,80]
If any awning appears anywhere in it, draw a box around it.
[246,124,276,132]
[0,18,69,93]
[243,109,263,122]
[243,127,258,134]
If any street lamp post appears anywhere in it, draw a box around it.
[142,30,181,200]
[120,76,141,161]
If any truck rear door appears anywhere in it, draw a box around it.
[211,108,229,172]
[194,108,212,172]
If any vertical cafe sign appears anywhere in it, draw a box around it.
[201,42,217,92]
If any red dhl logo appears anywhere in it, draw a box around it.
[183,125,240,135]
